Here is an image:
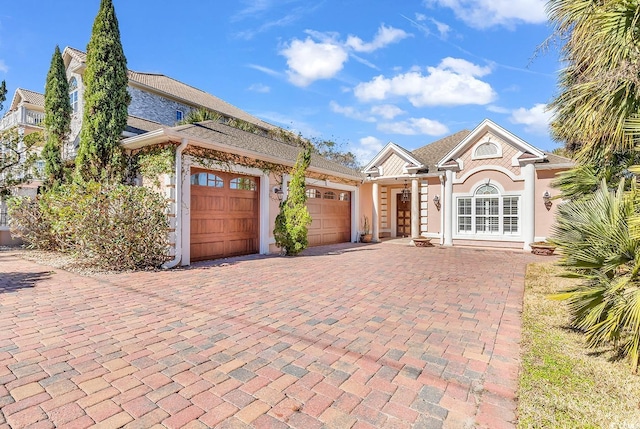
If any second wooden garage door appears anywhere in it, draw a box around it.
[306,187,351,246]
[190,169,259,261]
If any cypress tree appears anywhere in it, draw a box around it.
[273,146,313,255]
[75,0,130,184]
[42,46,72,189]
[0,80,6,110]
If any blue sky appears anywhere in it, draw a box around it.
[0,0,560,163]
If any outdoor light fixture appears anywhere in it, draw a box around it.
[433,195,441,211]
[542,190,552,211]
[272,186,284,201]
[401,181,411,203]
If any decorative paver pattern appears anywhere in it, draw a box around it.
[0,243,539,428]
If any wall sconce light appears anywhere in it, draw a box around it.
[433,195,441,211]
[272,186,284,201]
[542,190,552,211]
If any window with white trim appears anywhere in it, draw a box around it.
[176,110,184,122]
[456,184,519,235]
[473,142,500,159]
[68,77,79,113]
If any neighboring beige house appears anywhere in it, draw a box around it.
[360,119,573,250]
[0,89,46,245]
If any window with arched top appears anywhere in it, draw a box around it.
[475,184,499,195]
[323,191,336,200]
[473,142,500,159]
[191,172,223,187]
[306,189,321,198]
[230,177,257,191]
[457,183,519,235]
[339,192,350,202]
[68,77,78,91]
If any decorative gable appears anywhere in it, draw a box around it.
[436,119,545,170]
[362,142,424,178]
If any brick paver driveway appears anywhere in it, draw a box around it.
[0,242,538,429]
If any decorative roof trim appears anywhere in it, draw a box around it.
[361,142,424,174]
[436,119,546,168]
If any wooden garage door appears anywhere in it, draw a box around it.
[190,169,259,261]
[306,187,351,246]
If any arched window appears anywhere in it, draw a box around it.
[475,184,499,195]
[473,142,499,159]
[339,192,350,202]
[69,77,79,113]
[306,189,321,198]
[191,172,223,187]
[323,191,336,200]
[230,177,256,191]
[457,184,519,235]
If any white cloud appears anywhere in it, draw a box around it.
[354,57,496,107]
[486,105,511,114]
[329,101,375,122]
[509,103,552,134]
[0,60,8,73]
[247,64,282,78]
[378,118,449,136]
[247,83,271,93]
[370,104,405,120]
[280,37,349,87]
[345,24,410,53]
[426,0,547,29]
[352,136,385,164]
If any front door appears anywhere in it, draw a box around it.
[396,194,411,237]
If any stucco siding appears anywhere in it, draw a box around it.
[534,168,563,240]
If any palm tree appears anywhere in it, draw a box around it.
[547,0,640,370]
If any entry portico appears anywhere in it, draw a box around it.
[360,119,573,250]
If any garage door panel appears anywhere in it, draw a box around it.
[191,219,225,235]
[190,169,259,261]
[305,187,351,247]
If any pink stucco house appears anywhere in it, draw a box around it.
[359,119,572,250]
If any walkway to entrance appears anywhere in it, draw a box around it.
[0,242,539,428]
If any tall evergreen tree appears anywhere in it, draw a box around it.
[75,0,130,184]
[0,80,6,111]
[42,46,72,189]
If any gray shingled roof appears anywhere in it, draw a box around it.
[176,121,362,179]
[410,129,574,171]
[126,116,164,134]
[65,47,275,131]
[411,130,471,173]
[541,151,574,166]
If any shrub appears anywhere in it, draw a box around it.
[273,148,312,255]
[9,182,169,270]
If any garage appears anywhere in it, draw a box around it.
[190,169,259,261]
[306,186,351,246]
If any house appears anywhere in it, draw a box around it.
[0,47,363,255]
[0,89,46,245]
[359,119,573,250]
[2,44,571,259]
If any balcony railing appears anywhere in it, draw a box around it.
[0,107,45,131]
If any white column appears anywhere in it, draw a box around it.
[372,181,380,242]
[444,169,454,246]
[523,162,536,250]
[259,173,270,254]
[411,178,420,239]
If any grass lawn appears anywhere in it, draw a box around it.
[518,262,640,428]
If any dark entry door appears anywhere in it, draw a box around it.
[396,194,411,237]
